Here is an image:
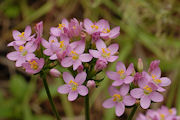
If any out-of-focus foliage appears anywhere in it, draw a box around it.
[0,0,180,119]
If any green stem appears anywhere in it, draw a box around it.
[85,94,90,120]
[127,104,138,120]
[41,73,61,120]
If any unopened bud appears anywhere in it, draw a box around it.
[56,50,66,62]
[137,58,143,72]
[77,65,84,73]
[95,59,107,71]
[87,80,96,89]
[50,68,61,77]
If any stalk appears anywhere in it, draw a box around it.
[85,94,90,120]
[127,104,138,120]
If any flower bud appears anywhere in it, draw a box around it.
[50,68,61,77]
[95,59,107,71]
[87,80,96,89]
[56,50,66,62]
[148,60,160,73]
[137,58,143,72]
[77,65,84,73]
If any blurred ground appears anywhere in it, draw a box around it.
[0,0,180,120]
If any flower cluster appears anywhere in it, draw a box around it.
[136,106,180,120]
[103,59,171,117]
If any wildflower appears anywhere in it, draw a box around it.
[106,61,134,86]
[95,59,107,71]
[87,80,96,89]
[130,76,163,109]
[7,45,36,67]
[22,58,44,74]
[50,18,69,37]
[89,39,118,63]
[61,40,92,70]
[57,72,88,101]
[148,60,160,73]
[50,68,61,77]
[137,58,143,72]
[8,26,33,46]
[103,85,136,117]
[68,18,82,37]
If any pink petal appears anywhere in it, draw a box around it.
[15,40,26,46]
[130,88,143,99]
[57,85,70,94]
[108,86,119,96]
[61,57,73,68]
[50,27,61,37]
[12,30,21,40]
[124,76,134,84]
[7,51,19,61]
[96,39,106,51]
[77,85,88,96]
[123,95,136,106]
[73,60,82,70]
[24,25,32,37]
[63,72,74,84]
[49,36,58,43]
[108,44,119,55]
[115,102,125,117]
[84,18,93,34]
[140,95,151,109]
[62,18,69,27]
[150,92,163,102]
[68,91,78,101]
[49,54,57,60]
[102,98,115,108]
[107,56,118,62]
[75,72,87,84]
[159,77,171,86]
[96,19,108,31]
[89,50,101,58]
[109,26,120,39]
[42,39,50,48]
[43,49,53,56]
[74,40,85,54]
[151,67,161,78]
[126,63,134,75]
[79,54,92,62]
[120,84,130,96]
[26,53,35,61]
[106,71,119,81]
[116,61,126,71]
[16,57,25,67]
[112,80,123,86]
[7,41,15,46]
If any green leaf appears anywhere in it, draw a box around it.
[9,74,27,100]
[4,5,20,18]
[34,115,54,120]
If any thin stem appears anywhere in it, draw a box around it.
[41,73,61,120]
[85,94,90,120]
[127,104,138,120]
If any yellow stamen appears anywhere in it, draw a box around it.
[117,69,125,76]
[152,74,162,84]
[69,80,78,91]
[91,25,99,30]
[73,26,76,29]
[169,109,173,114]
[143,85,152,94]
[18,32,25,38]
[58,23,65,30]
[59,41,64,48]
[51,40,55,43]
[102,28,111,33]
[101,48,111,58]
[160,114,165,120]
[19,46,24,52]
[29,60,39,70]
[70,51,79,60]
[113,94,123,102]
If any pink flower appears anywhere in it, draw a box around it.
[57,72,88,101]
[89,39,119,63]
[42,36,69,60]
[22,58,44,74]
[50,18,69,37]
[95,59,107,71]
[103,85,136,117]
[148,60,160,73]
[84,18,108,35]
[106,61,134,86]
[7,45,35,67]
[26,21,44,50]
[8,26,33,46]
[61,40,92,70]
[130,76,163,109]
[87,80,96,89]
[68,18,82,37]
[50,68,61,77]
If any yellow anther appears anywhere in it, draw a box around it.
[117,69,125,76]
[70,51,79,60]
[91,25,99,30]
[113,94,123,102]
[152,74,162,84]
[58,23,65,30]
[143,85,152,94]
[169,109,173,114]
[160,114,165,119]
[29,60,38,70]
[19,46,24,52]
[69,80,78,91]
[101,48,111,58]
[51,40,55,43]
[18,32,25,38]
[69,80,78,86]
[102,28,111,33]
[73,26,76,29]
[59,41,64,48]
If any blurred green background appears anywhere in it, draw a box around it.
[0,0,180,120]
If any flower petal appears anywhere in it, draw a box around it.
[68,91,78,101]
[73,60,82,70]
[84,18,93,34]
[63,72,74,84]
[140,95,151,109]
[102,98,115,108]
[43,49,53,56]
[126,63,134,75]
[108,44,119,55]
[106,71,119,81]
[57,85,70,94]
[96,39,106,51]
[61,57,73,68]
[79,54,92,62]
[109,26,120,39]
[159,77,171,86]
[7,51,19,61]
[112,80,123,86]
[16,57,25,67]
[124,76,134,84]
[116,61,126,71]
[49,54,57,60]
[130,88,143,99]
[12,30,21,40]
[77,85,88,96]
[115,102,125,117]
[89,50,101,58]
[123,95,136,106]
[75,72,87,84]
[120,84,130,96]
[50,27,61,37]
[24,25,32,37]
[107,56,118,62]
[150,92,163,102]
[26,53,35,61]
